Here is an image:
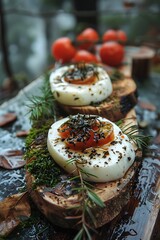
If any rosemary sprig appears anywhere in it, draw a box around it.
[66,159,105,240]
[116,120,151,149]
[27,73,56,123]
[110,69,124,82]
[71,119,151,239]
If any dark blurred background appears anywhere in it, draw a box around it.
[0,0,160,102]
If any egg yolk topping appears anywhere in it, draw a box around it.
[58,114,114,151]
[63,63,97,85]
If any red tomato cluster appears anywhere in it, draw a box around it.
[76,28,99,50]
[102,29,127,43]
[51,37,76,64]
[51,28,127,67]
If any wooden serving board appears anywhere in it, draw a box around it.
[25,109,142,233]
[0,69,159,239]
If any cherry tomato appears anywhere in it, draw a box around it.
[72,50,98,64]
[102,29,118,42]
[58,118,114,151]
[117,30,127,43]
[51,37,76,63]
[76,28,99,50]
[99,41,124,67]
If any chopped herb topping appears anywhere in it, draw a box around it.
[62,63,99,85]
[58,114,114,150]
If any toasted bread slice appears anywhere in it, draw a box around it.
[58,77,137,122]
[26,109,141,229]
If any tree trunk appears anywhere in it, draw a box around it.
[73,0,98,31]
[0,0,17,91]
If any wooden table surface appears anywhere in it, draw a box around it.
[0,69,160,239]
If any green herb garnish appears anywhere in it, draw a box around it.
[116,120,151,149]
[27,73,56,123]
[62,63,99,83]
[110,69,124,82]
[25,121,62,188]
[66,159,105,240]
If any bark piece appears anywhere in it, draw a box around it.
[138,100,156,111]
[0,113,17,127]
[153,133,160,145]
[0,149,25,169]
[0,192,31,237]
[16,130,29,137]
